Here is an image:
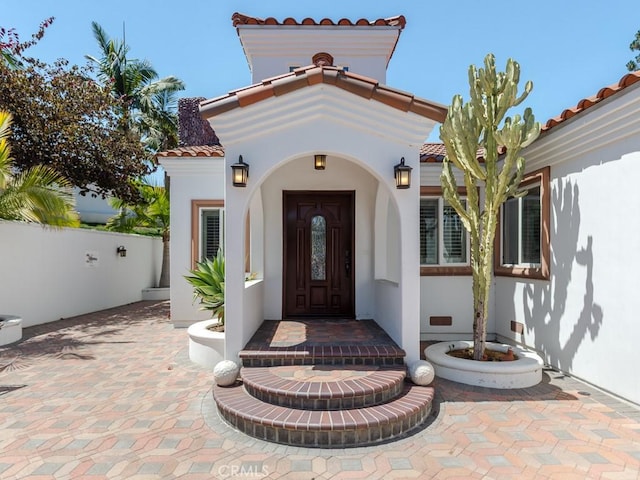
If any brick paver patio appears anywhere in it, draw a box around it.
[1,301,639,479]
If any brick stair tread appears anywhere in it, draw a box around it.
[241,365,407,401]
[213,382,434,432]
[238,344,406,360]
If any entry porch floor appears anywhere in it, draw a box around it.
[239,319,406,367]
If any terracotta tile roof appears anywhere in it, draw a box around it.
[157,141,481,163]
[156,145,225,158]
[231,12,406,29]
[422,72,640,162]
[420,143,447,162]
[200,65,447,123]
[543,70,640,131]
[420,143,487,162]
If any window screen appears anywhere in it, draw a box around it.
[420,199,438,265]
[502,185,541,266]
[201,209,223,260]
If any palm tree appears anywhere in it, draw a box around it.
[85,21,184,147]
[107,179,170,288]
[137,89,181,153]
[0,111,79,226]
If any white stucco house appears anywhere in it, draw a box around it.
[158,12,640,407]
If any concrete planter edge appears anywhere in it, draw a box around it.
[0,315,23,346]
[187,319,225,369]
[424,340,544,389]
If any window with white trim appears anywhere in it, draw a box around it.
[501,184,541,267]
[420,197,468,265]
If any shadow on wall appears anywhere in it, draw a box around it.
[522,180,603,372]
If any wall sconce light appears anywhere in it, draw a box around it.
[314,154,326,170]
[394,157,412,189]
[231,155,249,187]
[116,246,127,257]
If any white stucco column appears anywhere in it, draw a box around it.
[223,152,249,362]
[394,167,421,365]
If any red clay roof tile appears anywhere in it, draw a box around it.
[420,143,447,162]
[419,143,487,163]
[231,12,406,29]
[156,145,225,158]
[542,70,640,131]
[200,65,447,122]
[157,142,481,162]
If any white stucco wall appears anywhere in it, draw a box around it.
[421,277,488,340]
[250,54,388,85]
[496,150,640,405]
[0,221,162,327]
[158,157,225,327]
[238,27,400,84]
[494,85,640,405]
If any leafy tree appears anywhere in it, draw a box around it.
[85,22,184,152]
[627,30,640,71]
[439,54,540,360]
[0,110,79,227]
[107,179,170,287]
[0,17,54,68]
[0,59,151,203]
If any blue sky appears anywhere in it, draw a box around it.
[4,1,639,142]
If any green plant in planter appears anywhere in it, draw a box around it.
[184,249,225,328]
[440,54,540,360]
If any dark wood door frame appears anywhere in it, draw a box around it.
[282,190,355,318]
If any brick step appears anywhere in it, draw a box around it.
[238,344,406,367]
[241,365,407,410]
[213,381,434,448]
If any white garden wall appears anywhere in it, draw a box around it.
[0,221,163,327]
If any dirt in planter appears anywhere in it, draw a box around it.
[446,347,518,362]
[206,323,225,333]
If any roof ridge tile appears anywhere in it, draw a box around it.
[156,145,225,158]
[231,12,406,29]
[200,66,446,122]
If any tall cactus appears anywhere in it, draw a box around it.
[439,54,540,360]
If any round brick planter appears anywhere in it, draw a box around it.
[0,315,22,346]
[424,340,543,389]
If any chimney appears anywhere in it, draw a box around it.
[178,97,220,147]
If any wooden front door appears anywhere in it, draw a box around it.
[283,191,355,318]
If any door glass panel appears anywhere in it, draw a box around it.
[311,215,326,280]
